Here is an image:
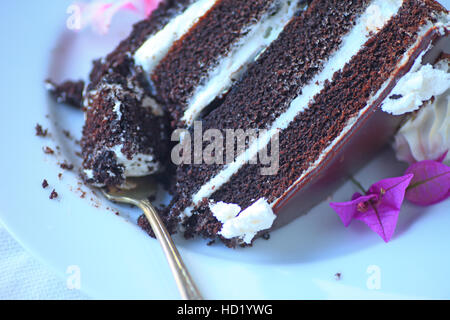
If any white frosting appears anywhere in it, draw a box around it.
[394,88,450,164]
[109,145,160,177]
[381,61,450,115]
[209,201,241,222]
[84,169,94,180]
[363,0,402,33]
[181,0,300,126]
[190,0,404,207]
[134,0,217,74]
[210,198,276,244]
[113,100,122,120]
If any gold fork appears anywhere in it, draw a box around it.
[101,177,203,300]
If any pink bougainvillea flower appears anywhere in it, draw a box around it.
[133,0,161,16]
[74,0,162,34]
[330,174,414,242]
[405,160,450,206]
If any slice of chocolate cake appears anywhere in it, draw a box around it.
[162,0,449,247]
[79,0,308,187]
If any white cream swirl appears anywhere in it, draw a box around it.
[394,85,450,164]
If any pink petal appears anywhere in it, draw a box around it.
[330,194,377,227]
[352,192,364,201]
[354,204,401,243]
[360,174,413,242]
[405,161,450,206]
[436,151,448,163]
[91,4,117,35]
[331,175,413,242]
[137,0,162,16]
[368,174,414,211]
[121,2,139,12]
[73,0,162,34]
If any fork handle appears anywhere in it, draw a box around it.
[138,199,203,300]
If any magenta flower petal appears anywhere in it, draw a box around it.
[140,0,161,16]
[354,204,400,243]
[330,194,377,227]
[361,174,413,242]
[352,192,364,201]
[75,0,162,34]
[405,160,450,206]
[436,151,448,163]
[330,174,413,242]
[368,174,414,212]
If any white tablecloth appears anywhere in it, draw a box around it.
[0,224,89,300]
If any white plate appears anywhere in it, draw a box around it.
[1,0,449,300]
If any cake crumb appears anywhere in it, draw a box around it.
[335,272,342,281]
[62,130,73,140]
[35,124,48,137]
[389,94,403,100]
[49,189,58,200]
[43,146,55,155]
[60,162,74,171]
[58,173,63,179]
[42,179,49,189]
[262,232,271,240]
[45,79,84,108]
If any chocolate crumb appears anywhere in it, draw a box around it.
[262,233,271,240]
[58,173,63,179]
[207,240,216,246]
[62,130,73,140]
[49,189,58,200]
[60,162,74,170]
[46,79,85,109]
[389,94,403,100]
[335,273,342,281]
[43,146,55,155]
[35,124,48,137]
[42,179,49,189]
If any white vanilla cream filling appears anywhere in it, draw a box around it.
[109,145,160,177]
[134,0,217,74]
[210,198,276,244]
[187,0,404,211]
[181,0,300,126]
